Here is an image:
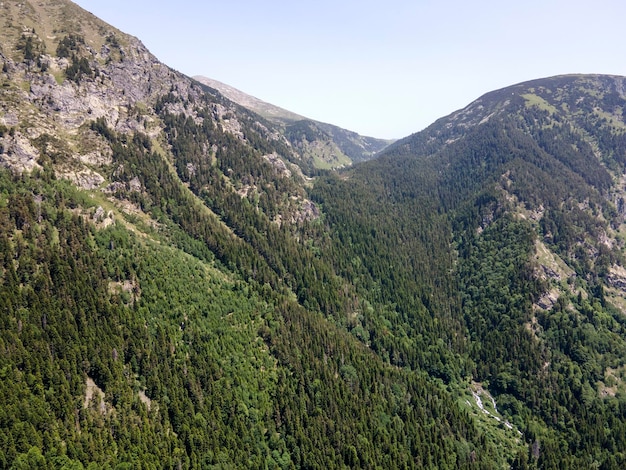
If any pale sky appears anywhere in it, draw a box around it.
[74,0,626,139]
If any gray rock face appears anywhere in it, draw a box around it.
[263,152,291,177]
[0,9,306,237]
[63,168,105,190]
[292,199,320,224]
[22,39,180,133]
[536,290,559,310]
[0,35,207,178]
[0,133,42,173]
[608,265,626,290]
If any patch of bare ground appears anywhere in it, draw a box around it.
[138,390,152,411]
[84,377,107,414]
[108,278,140,304]
[599,366,626,398]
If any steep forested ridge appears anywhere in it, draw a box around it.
[3,1,626,468]
[310,74,626,468]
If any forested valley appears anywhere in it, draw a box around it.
[3,1,626,468]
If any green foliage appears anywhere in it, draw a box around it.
[457,215,543,380]
[56,35,85,59]
[56,35,96,83]
[310,164,467,380]
[64,55,94,83]
[0,116,500,468]
[6,67,626,469]
[308,75,626,467]
[16,32,45,65]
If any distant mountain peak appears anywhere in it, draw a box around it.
[194,76,306,123]
[194,75,392,170]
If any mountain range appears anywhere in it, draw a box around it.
[2,1,626,469]
[193,75,392,170]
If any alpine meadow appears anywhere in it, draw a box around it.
[3,1,626,468]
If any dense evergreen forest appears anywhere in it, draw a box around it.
[3,1,626,467]
[0,131,501,469]
[307,75,626,468]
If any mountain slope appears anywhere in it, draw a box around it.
[0,1,505,468]
[5,1,626,468]
[310,74,626,468]
[194,76,307,123]
[195,75,392,170]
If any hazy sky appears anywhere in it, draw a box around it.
[74,0,626,139]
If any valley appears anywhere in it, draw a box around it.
[1,1,626,468]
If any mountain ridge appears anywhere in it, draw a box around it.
[0,1,500,467]
[194,74,393,170]
[310,72,626,466]
[193,76,307,123]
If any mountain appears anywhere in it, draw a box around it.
[0,1,499,468]
[193,76,307,123]
[310,73,626,468]
[3,0,626,468]
[195,75,393,170]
